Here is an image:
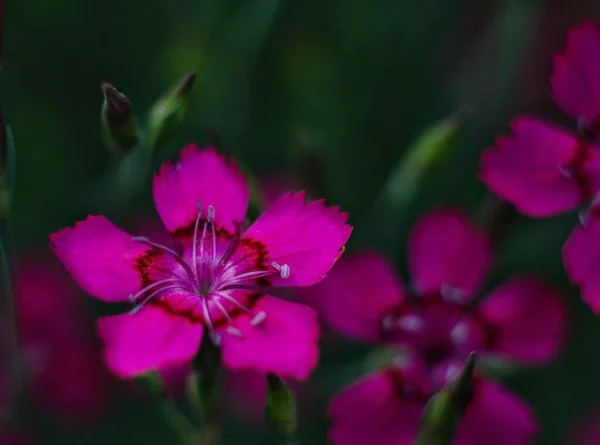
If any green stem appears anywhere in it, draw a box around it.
[159,397,203,445]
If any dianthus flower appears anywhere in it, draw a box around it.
[50,145,351,380]
[479,22,600,312]
[301,209,566,445]
[480,22,600,217]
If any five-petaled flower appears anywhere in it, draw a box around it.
[50,145,352,380]
[480,22,600,218]
[300,209,566,445]
[479,22,600,313]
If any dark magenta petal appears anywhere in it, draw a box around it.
[97,305,203,378]
[478,278,567,365]
[408,208,491,302]
[243,192,352,287]
[328,370,423,445]
[480,117,600,217]
[50,216,150,302]
[298,251,406,342]
[454,378,537,445]
[153,145,249,233]
[220,296,319,380]
[563,211,600,313]
[552,22,600,124]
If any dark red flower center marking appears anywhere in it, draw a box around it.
[380,286,491,395]
[560,138,594,203]
[130,205,291,345]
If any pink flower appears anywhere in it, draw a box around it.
[301,209,566,445]
[14,257,114,422]
[563,204,600,313]
[50,145,351,380]
[480,22,600,217]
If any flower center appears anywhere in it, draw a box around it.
[128,204,291,345]
[381,301,487,390]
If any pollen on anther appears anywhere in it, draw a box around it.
[271,261,291,279]
[250,311,267,326]
[227,326,243,338]
[207,205,216,222]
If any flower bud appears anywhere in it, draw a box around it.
[146,73,196,152]
[101,83,140,155]
[415,353,476,445]
[266,373,298,438]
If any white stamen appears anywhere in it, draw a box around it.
[450,322,469,344]
[227,326,243,338]
[210,331,222,346]
[579,211,588,227]
[250,311,267,326]
[192,203,204,284]
[207,205,215,223]
[271,262,290,279]
[441,284,463,303]
[445,364,461,383]
[397,315,424,332]
[392,354,412,369]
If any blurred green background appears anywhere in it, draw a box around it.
[5,0,600,444]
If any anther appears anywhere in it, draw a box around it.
[250,311,267,326]
[209,331,222,346]
[445,364,461,383]
[207,205,216,223]
[450,322,469,344]
[441,284,463,303]
[227,326,243,338]
[397,315,424,332]
[271,262,290,279]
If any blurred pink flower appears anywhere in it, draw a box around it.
[14,257,114,423]
[480,22,600,217]
[301,209,567,445]
[50,145,352,381]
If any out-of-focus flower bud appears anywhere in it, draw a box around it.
[101,83,141,155]
[415,353,476,445]
[146,73,196,152]
[354,108,469,262]
[266,373,298,438]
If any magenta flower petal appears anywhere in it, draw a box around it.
[50,216,149,302]
[243,192,352,287]
[477,278,567,365]
[563,212,600,313]
[298,251,406,342]
[480,117,600,217]
[328,370,423,445]
[454,378,537,445]
[97,305,203,378]
[407,209,491,302]
[153,145,250,233]
[551,22,600,125]
[220,296,319,380]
